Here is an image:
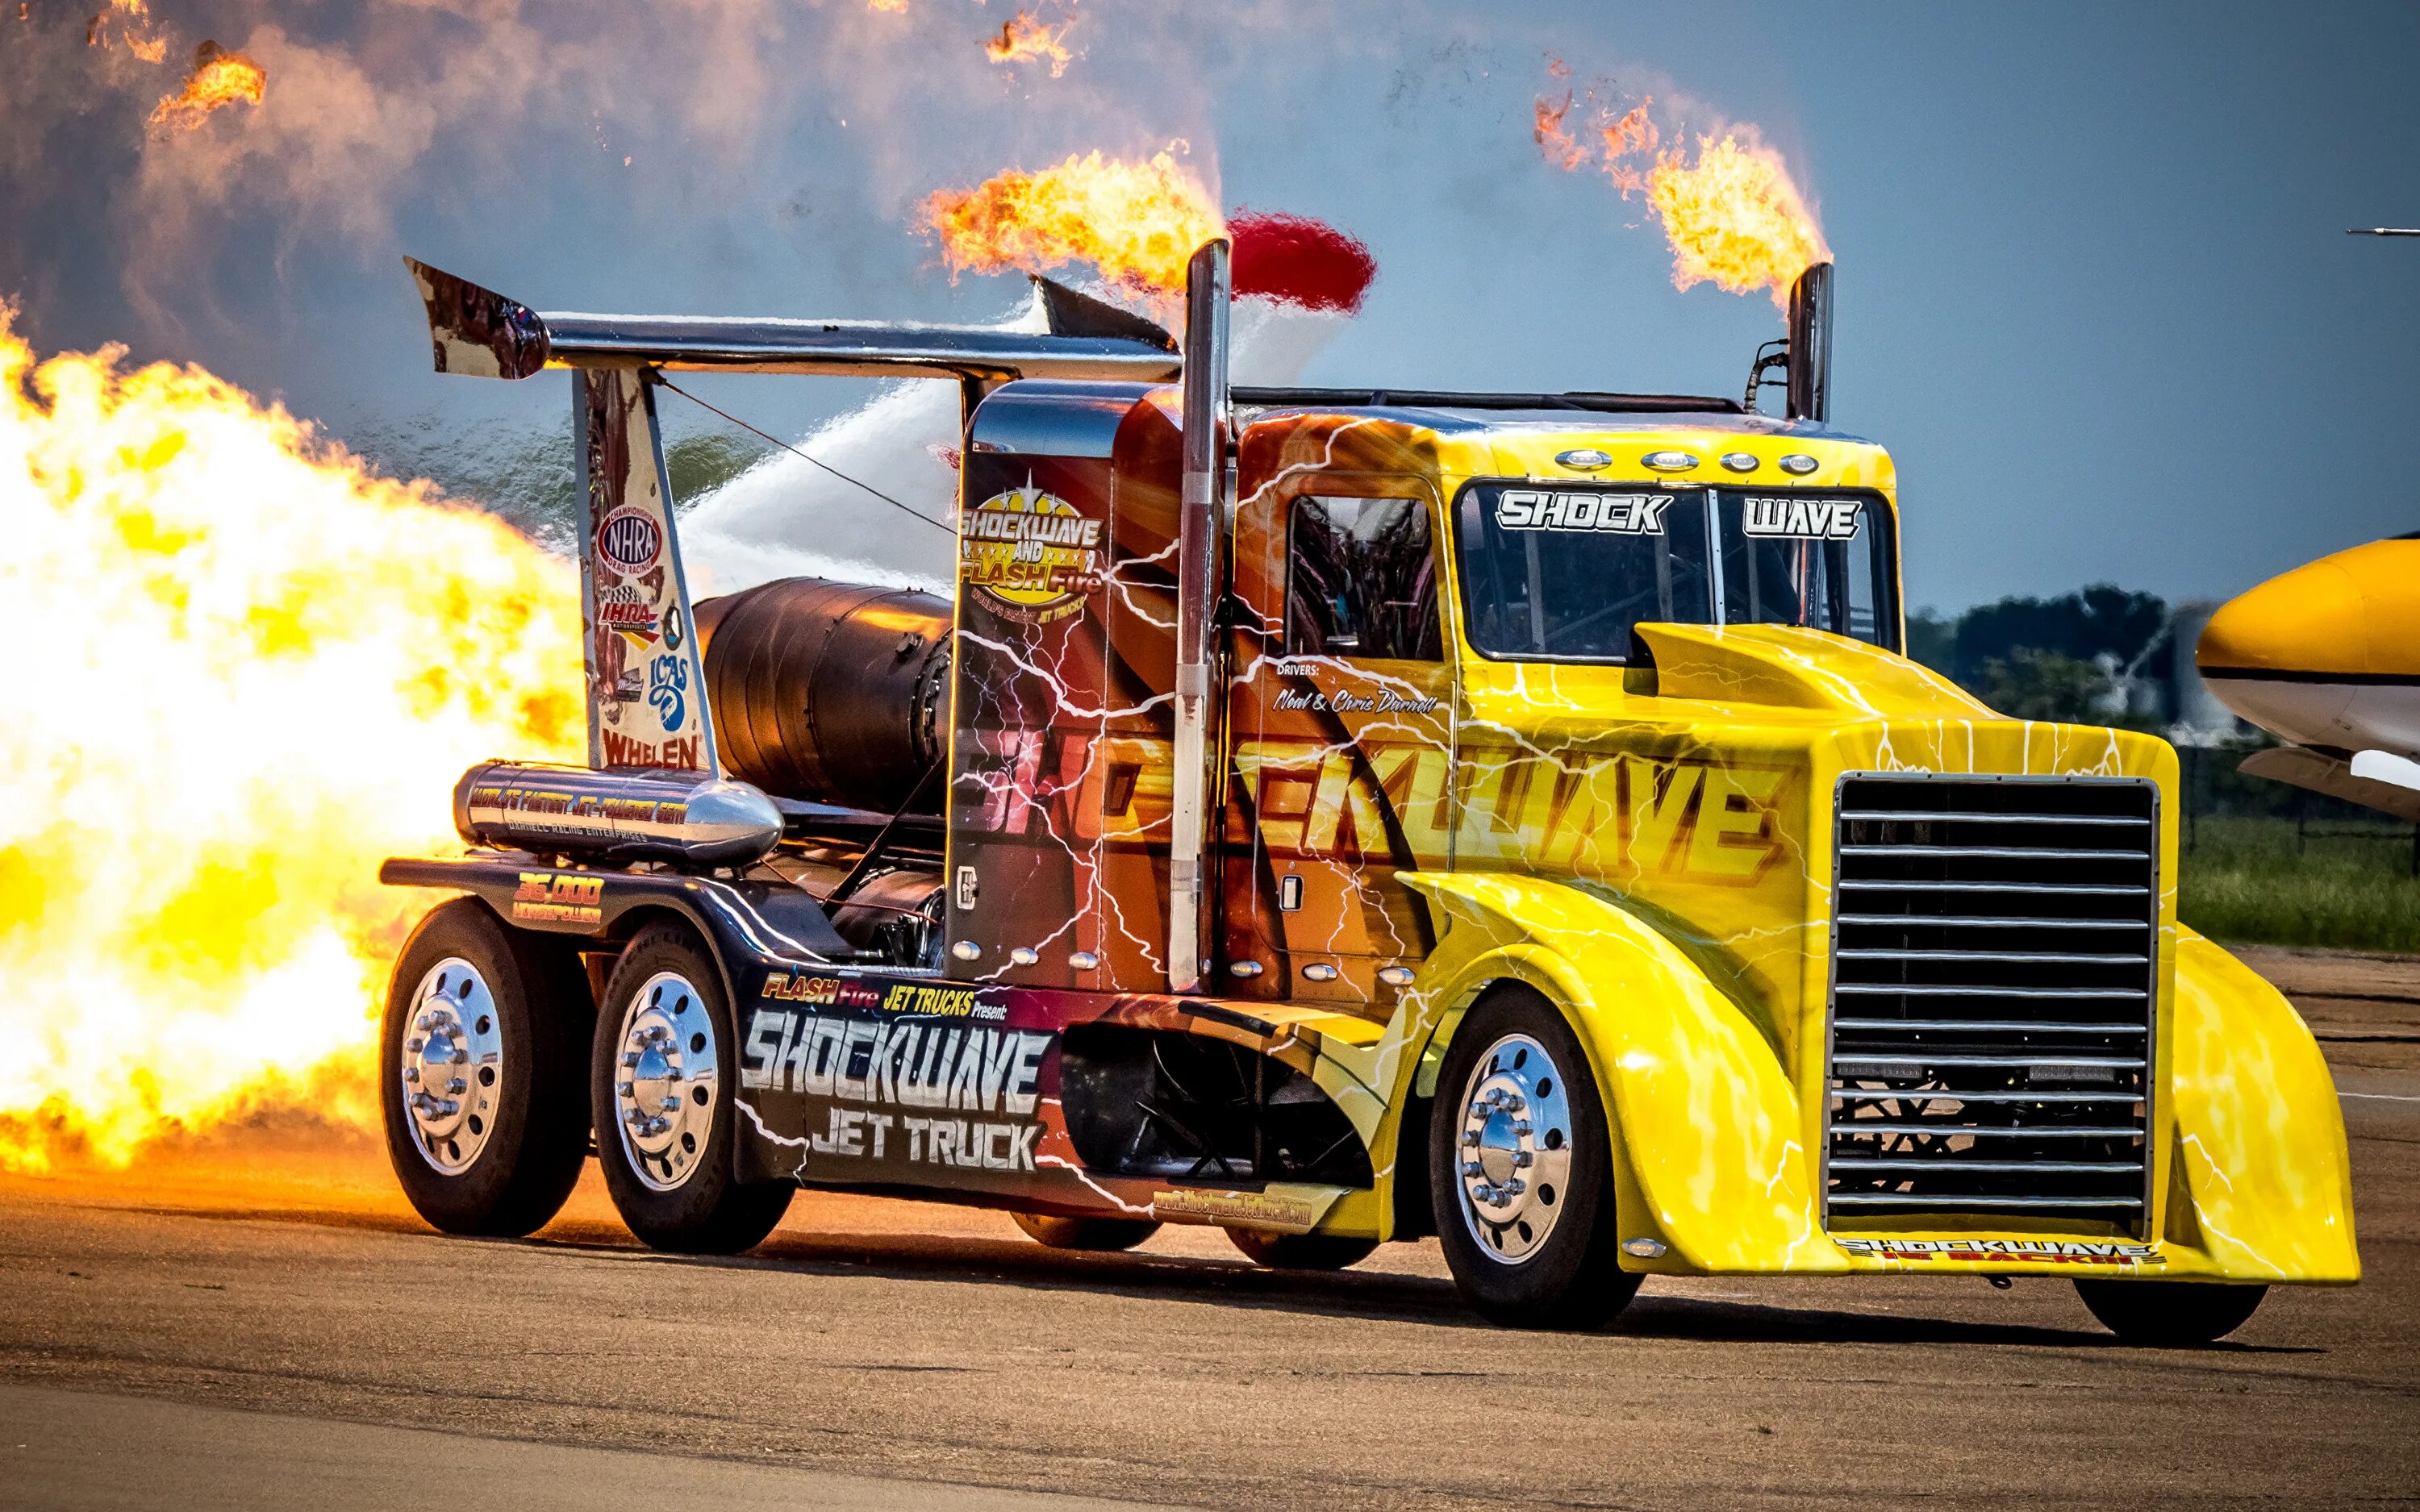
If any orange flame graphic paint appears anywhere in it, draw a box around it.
[0,306,583,1171]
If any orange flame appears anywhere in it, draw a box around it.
[88,0,165,60]
[1533,91,1586,173]
[1535,73,1826,309]
[923,150,1223,298]
[0,305,583,1172]
[983,10,1074,76]
[148,40,265,132]
[1644,134,1829,306]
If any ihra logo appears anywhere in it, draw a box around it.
[961,484,1104,626]
[596,506,664,573]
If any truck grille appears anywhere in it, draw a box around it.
[1825,773,2158,1232]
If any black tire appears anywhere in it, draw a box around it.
[382,898,590,1237]
[1012,1211,1162,1252]
[1429,985,1641,1330]
[591,922,792,1255]
[1227,1228,1379,1271]
[2075,1280,2268,1347]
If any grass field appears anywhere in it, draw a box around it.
[2179,815,2420,952]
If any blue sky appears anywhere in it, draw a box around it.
[6,0,2415,610]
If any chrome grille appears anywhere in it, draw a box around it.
[1825,773,2158,1232]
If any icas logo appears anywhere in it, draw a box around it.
[961,484,1104,626]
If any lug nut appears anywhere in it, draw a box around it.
[414,1014,432,1031]
[1513,1151,1535,1168]
[1460,1130,1480,1147]
[617,1081,635,1098]
[1512,1119,1532,1135]
[1461,1160,1483,1178]
[403,1067,420,1085]
[405,1037,424,1055]
[621,1052,640,1068]
[445,1077,468,1095]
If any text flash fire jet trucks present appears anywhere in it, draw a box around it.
[374,243,2354,1342]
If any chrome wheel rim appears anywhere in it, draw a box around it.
[401,957,505,1175]
[612,971,720,1193]
[1453,1031,1575,1265]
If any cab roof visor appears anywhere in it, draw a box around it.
[402,256,1183,383]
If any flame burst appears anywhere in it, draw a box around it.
[1535,68,1826,308]
[149,40,265,132]
[924,150,1222,297]
[1644,135,1828,306]
[0,307,582,1172]
[983,10,1074,76]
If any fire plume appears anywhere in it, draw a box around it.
[1535,71,1827,308]
[148,40,265,132]
[0,307,582,1172]
[983,10,1074,76]
[1644,134,1829,306]
[923,150,1221,298]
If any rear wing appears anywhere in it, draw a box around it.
[402,257,1180,383]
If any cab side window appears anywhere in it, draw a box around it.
[1284,496,1443,660]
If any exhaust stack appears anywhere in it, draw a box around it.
[1785,260,1833,423]
[1167,239,1232,996]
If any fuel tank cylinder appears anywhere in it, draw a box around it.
[454,762,782,867]
[693,577,952,813]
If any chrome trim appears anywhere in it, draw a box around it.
[1166,238,1230,996]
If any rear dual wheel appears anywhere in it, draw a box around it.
[1428,986,1641,1330]
[591,923,793,1255]
[382,900,590,1237]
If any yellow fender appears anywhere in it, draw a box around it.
[2170,928,2360,1281]
[1399,871,1844,1272]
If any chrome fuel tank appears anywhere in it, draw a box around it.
[453,761,782,868]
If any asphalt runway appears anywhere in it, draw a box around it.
[3,950,2415,1511]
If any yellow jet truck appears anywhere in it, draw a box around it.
[382,250,2357,1344]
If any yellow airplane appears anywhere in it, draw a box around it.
[2197,532,2420,819]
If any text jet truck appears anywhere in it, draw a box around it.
[381,246,2355,1340]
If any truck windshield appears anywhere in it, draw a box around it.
[1452,482,1896,663]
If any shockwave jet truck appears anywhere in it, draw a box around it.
[381,246,2355,1340]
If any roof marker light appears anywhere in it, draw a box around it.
[1778,453,1820,476]
[1720,452,1759,473]
[1642,451,1699,472]
[1555,448,1613,471]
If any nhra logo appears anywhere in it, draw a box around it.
[596,506,663,573]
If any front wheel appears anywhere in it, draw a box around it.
[1428,985,1641,1330]
[591,923,792,1255]
[381,899,590,1237]
[1227,1228,1379,1271]
[2076,1280,2268,1347]
[1012,1212,1162,1252]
